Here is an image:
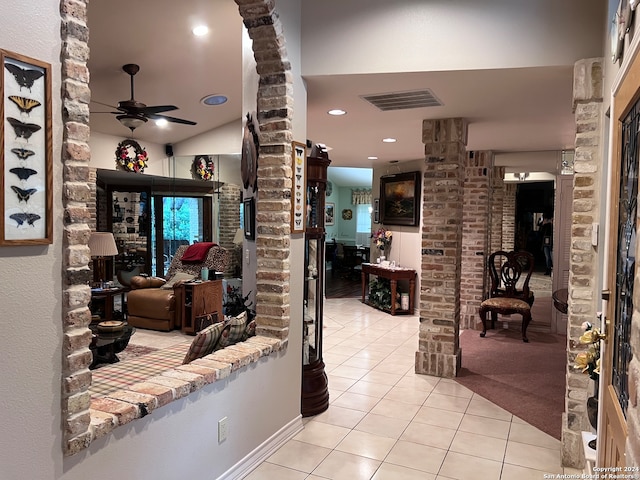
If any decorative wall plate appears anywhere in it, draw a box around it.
[241,113,259,191]
[342,209,353,220]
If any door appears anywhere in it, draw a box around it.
[599,52,640,467]
[552,175,572,334]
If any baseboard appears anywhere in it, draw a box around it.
[217,415,304,480]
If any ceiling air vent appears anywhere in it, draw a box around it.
[361,89,442,111]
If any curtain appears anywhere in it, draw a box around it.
[351,189,372,205]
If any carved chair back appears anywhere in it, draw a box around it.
[486,250,535,305]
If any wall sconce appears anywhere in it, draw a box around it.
[515,172,530,181]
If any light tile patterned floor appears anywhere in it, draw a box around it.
[245,297,581,480]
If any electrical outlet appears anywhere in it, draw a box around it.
[218,417,228,443]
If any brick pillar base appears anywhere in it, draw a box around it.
[416,118,467,378]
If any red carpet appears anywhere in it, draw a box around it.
[455,328,566,440]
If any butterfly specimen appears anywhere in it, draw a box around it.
[7,117,41,141]
[8,96,41,115]
[10,148,36,161]
[9,167,38,181]
[4,63,44,91]
[11,186,37,203]
[10,213,41,227]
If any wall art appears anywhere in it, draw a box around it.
[1,49,52,245]
[325,202,335,226]
[291,141,307,233]
[379,171,421,226]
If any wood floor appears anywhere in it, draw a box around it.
[325,265,362,298]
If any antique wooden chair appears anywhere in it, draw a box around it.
[479,250,535,342]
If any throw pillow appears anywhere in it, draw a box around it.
[183,322,227,364]
[243,319,256,341]
[217,311,247,349]
[161,271,195,290]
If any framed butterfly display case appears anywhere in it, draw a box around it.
[1,49,52,246]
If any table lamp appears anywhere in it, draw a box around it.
[89,232,119,287]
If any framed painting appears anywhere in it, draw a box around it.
[243,197,255,241]
[1,49,52,245]
[291,141,306,233]
[379,171,421,226]
[325,202,335,226]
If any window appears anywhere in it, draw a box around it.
[355,204,372,246]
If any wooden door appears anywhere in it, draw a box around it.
[599,51,640,467]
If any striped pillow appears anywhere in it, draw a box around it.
[217,311,247,350]
[183,322,227,364]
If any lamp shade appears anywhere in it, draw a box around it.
[88,232,119,257]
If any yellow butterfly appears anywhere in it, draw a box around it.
[8,96,42,115]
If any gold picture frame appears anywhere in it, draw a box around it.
[0,49,52,245]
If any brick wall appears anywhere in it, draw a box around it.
[490,166,505,254]
[460,151,492,330]
[416,118,467,378]
[502,183,516,251]
[218,184,242,277]
[61,0,293,455]
[561,58,604,468]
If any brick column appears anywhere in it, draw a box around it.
[460,151,493,330]
[490,166,505,254]
[561,57,604,468]
[218,184,242,277]
[416,118,467,378]
[501,183,516,251]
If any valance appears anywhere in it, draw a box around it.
[351,189,372,205]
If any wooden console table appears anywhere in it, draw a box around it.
[360,263,416,315]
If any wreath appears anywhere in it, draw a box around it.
[193,155,215,181]
[115,139,148,173]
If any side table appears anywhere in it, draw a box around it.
[88,323,135,369]
[181,280,223,335]
[90,286,129,323]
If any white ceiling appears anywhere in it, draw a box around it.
[87,1,605,175]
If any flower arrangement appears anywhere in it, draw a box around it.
[372,227,392,252]
[193,155,215,181]
[115,139,148,173]
[574,321,602,381]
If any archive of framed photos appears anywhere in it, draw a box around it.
[1,49,53,245]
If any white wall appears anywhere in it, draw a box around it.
[371,159,424,304]
[0,1,304,479]
[302,0,605,75]
[0,1,63,479]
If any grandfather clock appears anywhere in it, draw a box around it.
[301,144,330,416]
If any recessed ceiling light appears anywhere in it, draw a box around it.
[368,156,378,160]
[382,137,397,143]
[327,109,346,116]
[155,118,168,127]
[201,94,228,106]
[192,25,209,36]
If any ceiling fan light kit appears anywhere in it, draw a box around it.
[103,63,197,133]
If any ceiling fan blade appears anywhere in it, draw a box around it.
[139,105,179,115]
[147,113,197,126]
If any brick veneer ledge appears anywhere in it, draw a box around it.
[80,337,286,450]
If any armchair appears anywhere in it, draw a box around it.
[126,244,229,331]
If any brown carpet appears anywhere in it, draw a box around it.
[455,328,566,440]
[92,344,159,370]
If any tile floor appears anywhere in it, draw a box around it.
[245,297,581,480]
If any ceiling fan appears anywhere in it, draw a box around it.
[95,63,197,133]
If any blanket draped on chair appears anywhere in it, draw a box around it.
[180,242,217,263]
